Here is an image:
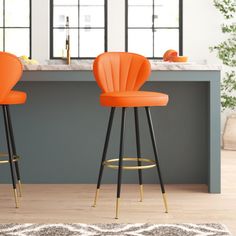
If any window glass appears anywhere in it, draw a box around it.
[0,0,3,27]
[128,0,152,6]
[80,0,104,6]
[54,0,78,6]
[53,29,79,58]
[154,29,179,57]
[128,6,152,27]
[5,28,30,56]
[5,0,30,27]
[128,29,153,57]
[0,29,3,51]
[54,6,78,27]
[154,0,179,27]
[79,29,104,57]
[80,6,104,27]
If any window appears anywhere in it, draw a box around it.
[0,0,31,57]
[126,0,183,58]
[50,0,107,59]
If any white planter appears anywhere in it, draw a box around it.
[223,114,236,150]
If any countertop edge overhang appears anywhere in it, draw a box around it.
[21,63,221,82]
[23,62,222,72]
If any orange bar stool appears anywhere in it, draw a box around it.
[92,52,169,219]
[0,52,27,208]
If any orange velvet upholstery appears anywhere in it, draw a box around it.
[101,91,168,107]
[0,91,27,105]
[0,52,27,105]
[93,52,169,107]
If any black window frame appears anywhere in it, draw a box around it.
[125,0,183,59]
[50,0,108,60]
[0,0,32,58]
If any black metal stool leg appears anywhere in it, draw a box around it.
[2,106,19,208]
[93,107,115,207]
[145,107,168,213]
[134,108,143,202]
[115,107,126,219]
[6,106,22,197]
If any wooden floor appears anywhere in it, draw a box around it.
[0,150,235,234]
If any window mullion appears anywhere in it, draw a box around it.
[78,0,80,58]
[179,0,183,56]
[29,0,32,58]
[104,0,107,52]
[3,0,5,51]
[152,0,154,58]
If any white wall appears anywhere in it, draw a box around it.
[184,0,235,131]
[183,0,225,64]
[107,0,125,51]
[32,0,50,62]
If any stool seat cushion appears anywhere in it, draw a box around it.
[0,90,27,105]
[100,91,169,107]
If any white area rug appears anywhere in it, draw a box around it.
[0,223,231,236]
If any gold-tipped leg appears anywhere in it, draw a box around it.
[139,185,144,202]
[13,189,19,208]
[92,188,100,207]
[18,180,22,197]
[115,198,120,219]
[162,193,168,213]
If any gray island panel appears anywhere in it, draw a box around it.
[0,69,221,193]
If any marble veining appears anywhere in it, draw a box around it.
[23,60,221,71]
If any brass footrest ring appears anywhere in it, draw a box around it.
[0,153,20,164]
[103,157,156,170]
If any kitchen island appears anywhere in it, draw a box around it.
[0,61,221,193]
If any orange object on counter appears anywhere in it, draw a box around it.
[163,50,177,62]
[172,56,188,63]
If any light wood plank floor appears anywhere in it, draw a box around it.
[0,150,235,234]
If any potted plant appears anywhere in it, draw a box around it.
[210,0,236,150]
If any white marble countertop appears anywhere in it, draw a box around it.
[23,60,221,71]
